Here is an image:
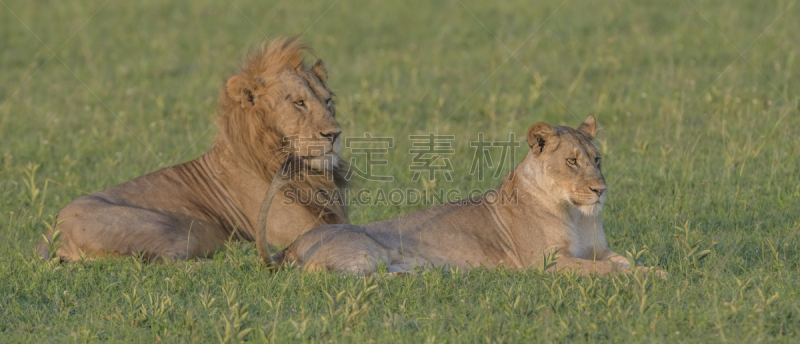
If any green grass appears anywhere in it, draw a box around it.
[2,0,799,342]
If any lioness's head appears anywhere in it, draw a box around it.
[522,116,606,215]
[219,38,342,173]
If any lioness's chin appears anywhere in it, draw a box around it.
[577,203,603,216]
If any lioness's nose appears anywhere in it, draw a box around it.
[320,129,341,143]
[589,186,605,196]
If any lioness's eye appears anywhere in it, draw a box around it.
[595,157,602,167]
[294,100,305,107]
[325,98,333,107]
[567,158,577,166]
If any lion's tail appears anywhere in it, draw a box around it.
[37,235,52,260]
[269,248,293,267]
[255,158,294,269]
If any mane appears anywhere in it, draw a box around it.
[214,37,348,224]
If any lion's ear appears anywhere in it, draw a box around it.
[577,116,597,140]
[226,75,259,109]
[527,122,554,155]
[312,59,328,86]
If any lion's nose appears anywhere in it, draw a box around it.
[320,129,341,143]
[589,186,605,197]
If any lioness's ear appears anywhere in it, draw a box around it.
[577,116,597,140]
[312,59,328,86]
[527,122,554,155]
[225,75,258,109]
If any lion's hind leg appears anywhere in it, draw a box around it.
[49,196,227,262]
[290,225,392,276]
[313,242,391,276]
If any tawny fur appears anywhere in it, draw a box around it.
[276,117,663,277]
[38,37,347,262]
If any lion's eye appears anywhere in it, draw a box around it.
[294,100,305,107]
[567,158,577,166]
[595,157,602,167]
[325,98,333,107]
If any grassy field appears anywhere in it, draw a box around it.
[2,0,799,342]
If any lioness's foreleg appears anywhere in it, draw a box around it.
[553,255,666,278]
[598,249,667,278]
[551,255,628,275]
[600,250,631,267]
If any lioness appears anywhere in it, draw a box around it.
[269,117,649,276]
[38,38,348,262]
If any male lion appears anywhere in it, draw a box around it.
[38,38,347,262]
[267,116,659,276]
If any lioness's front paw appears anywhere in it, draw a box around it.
[608,255,630,267]
[635,266,667,279]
